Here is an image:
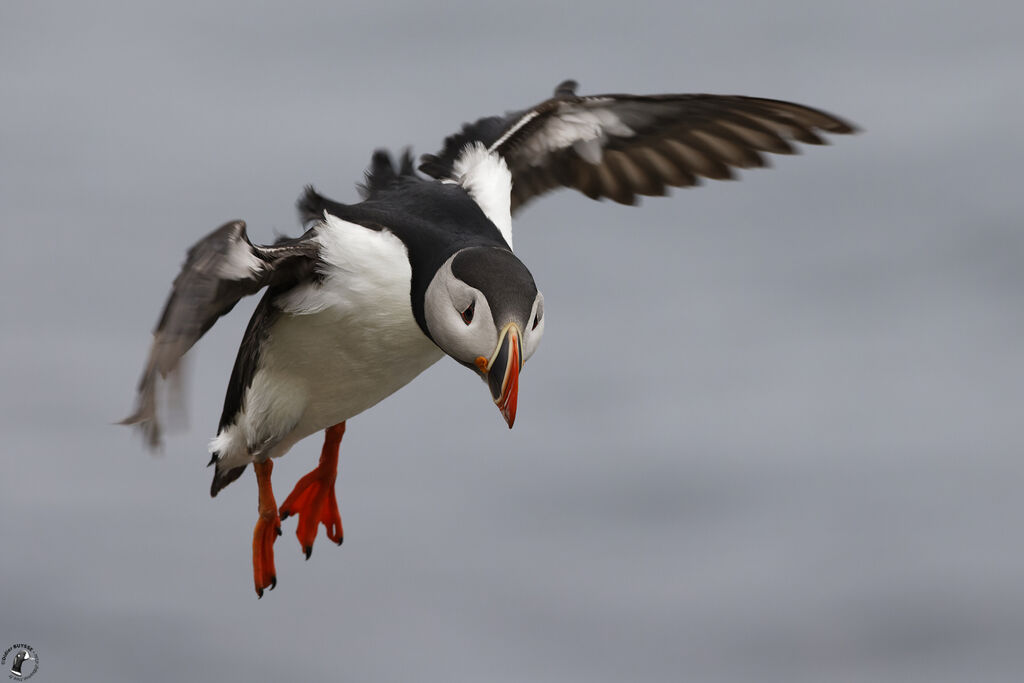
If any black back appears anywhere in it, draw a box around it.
[300,150,513,338]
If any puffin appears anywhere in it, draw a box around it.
[123,80,856,596]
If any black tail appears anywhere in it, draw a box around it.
[357,148,416,200]
[210,459,247,497]
[297,185,351,226]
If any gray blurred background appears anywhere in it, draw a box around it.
[2,2,1021,681]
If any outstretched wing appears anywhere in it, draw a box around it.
[420,79,857,212]
[122,220,319,448]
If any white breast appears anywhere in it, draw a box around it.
[210,215,443,469]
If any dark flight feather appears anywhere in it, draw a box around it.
[122,220,319,448]
[420,79,857,212]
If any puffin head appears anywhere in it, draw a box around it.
[423,246,545,428]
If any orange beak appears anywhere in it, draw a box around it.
[479,323,523,428]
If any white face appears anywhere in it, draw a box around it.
[423,251,545,367]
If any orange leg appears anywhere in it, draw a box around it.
[279,422,345,558]
[252,459,282,598]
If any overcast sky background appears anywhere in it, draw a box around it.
[2,2,1022,682]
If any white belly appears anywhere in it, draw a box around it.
[266,305,443,451]
[212,306,442,469]
[209,214,444,469]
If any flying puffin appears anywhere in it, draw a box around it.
[123,80,856,597]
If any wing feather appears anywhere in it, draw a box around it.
[122,220,319,448]
[420,80,857,213]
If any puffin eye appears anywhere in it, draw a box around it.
[461,301,475,325]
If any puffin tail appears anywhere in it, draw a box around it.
[297,185,351,226]
[209,453,247,497]
[357,148,416,199]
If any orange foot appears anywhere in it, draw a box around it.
[252,460,282,598]
[280,422,345,559]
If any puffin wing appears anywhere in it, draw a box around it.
[419,79,857,212]
[122,220,319,448]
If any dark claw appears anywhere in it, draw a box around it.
[336,537,344,546]
[304,546,312,560]
[276,526,282,536]
[269,576,277,590]
[280,511,291,521]
[256,587,264,599]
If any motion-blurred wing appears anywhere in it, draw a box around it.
[420,80,857,212]
[122,220,319,448]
